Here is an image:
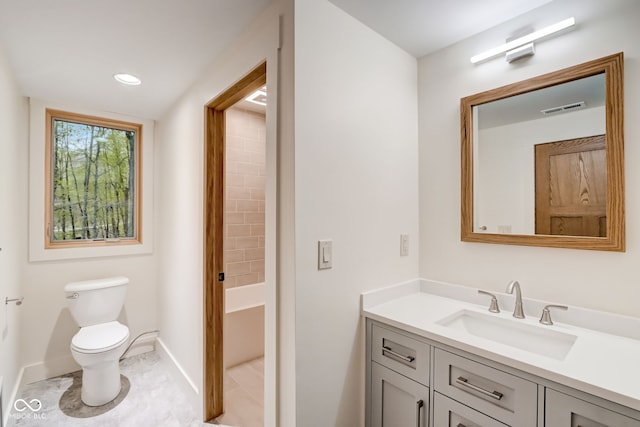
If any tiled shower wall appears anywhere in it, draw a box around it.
[224,106,266,289]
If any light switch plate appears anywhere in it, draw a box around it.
[318,240,332,270]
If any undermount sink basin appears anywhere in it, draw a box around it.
[437,309,577,361]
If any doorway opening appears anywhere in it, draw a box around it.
[203,62,267,424]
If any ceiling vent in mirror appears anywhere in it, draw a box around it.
[541,101,586,116]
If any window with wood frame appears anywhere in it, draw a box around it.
[45,109,142,247]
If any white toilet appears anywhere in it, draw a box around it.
[64,276,130,406]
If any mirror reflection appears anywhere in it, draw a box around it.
[474,73,606,236]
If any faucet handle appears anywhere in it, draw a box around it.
[539,304,568,325]
[478,290,500,313]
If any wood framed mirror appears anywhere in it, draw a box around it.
[461,52,624,251]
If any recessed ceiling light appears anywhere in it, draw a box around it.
[114,73,142,86]
[245,86,267,106]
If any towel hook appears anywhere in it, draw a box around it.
[5,297,24,306]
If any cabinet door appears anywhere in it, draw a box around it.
[546,389,640,427]
[371,362,429,427]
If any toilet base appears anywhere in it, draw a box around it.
[80,359,121,406]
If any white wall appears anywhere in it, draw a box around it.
[0,42,28,423]
[419,0,640,316]
[295,1,419,425]
[155,0,294,424]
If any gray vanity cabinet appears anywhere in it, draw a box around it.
[545,389,640,427]
[366,319,640,427]
[368,322,431,427]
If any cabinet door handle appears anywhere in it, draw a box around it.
[455,376,503,400]
[457,424,466,427]
[416,399,423,427]
[382,345,415,363]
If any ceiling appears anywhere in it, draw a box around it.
[0,0,554,120]
[0,0,272,119]
[328,0,553,57]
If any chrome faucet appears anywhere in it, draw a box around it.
[506,280,525,319]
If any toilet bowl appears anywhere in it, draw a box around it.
[71,321,129,406]
[65,277,130,406]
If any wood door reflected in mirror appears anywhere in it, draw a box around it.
[535,135,606,237]
[461,53,624,251]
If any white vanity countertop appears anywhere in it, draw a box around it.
[362,278,640,411]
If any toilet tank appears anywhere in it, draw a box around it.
[64,277,128,327]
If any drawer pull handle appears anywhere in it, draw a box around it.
[416,399,423,427]
[455,376,503,400]
[382,345,415,363]
[457,424,466,427]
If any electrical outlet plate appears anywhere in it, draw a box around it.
[400,234,409,256]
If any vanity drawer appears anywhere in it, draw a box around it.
[545,388,640,427]
[371,323,430,385]
[434,348,537,427]
[433,392,509,427]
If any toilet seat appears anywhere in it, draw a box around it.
[71,321,129,354]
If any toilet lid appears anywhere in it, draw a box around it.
[71,321,129,354]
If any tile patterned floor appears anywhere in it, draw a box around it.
[6,352,263,427]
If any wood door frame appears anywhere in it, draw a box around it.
[203,62,266,421]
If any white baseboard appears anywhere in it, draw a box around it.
[20,341,156,386]
[21,355,78,386]
[4,365,22,427]
[155,338,201,420]
[122,340,156,360]
[1,376,3,427]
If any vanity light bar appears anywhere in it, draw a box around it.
[505,43,535,63]
[470,17,575,64]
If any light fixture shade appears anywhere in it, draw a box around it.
[470,17,575,64]
[114,73,142,86]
